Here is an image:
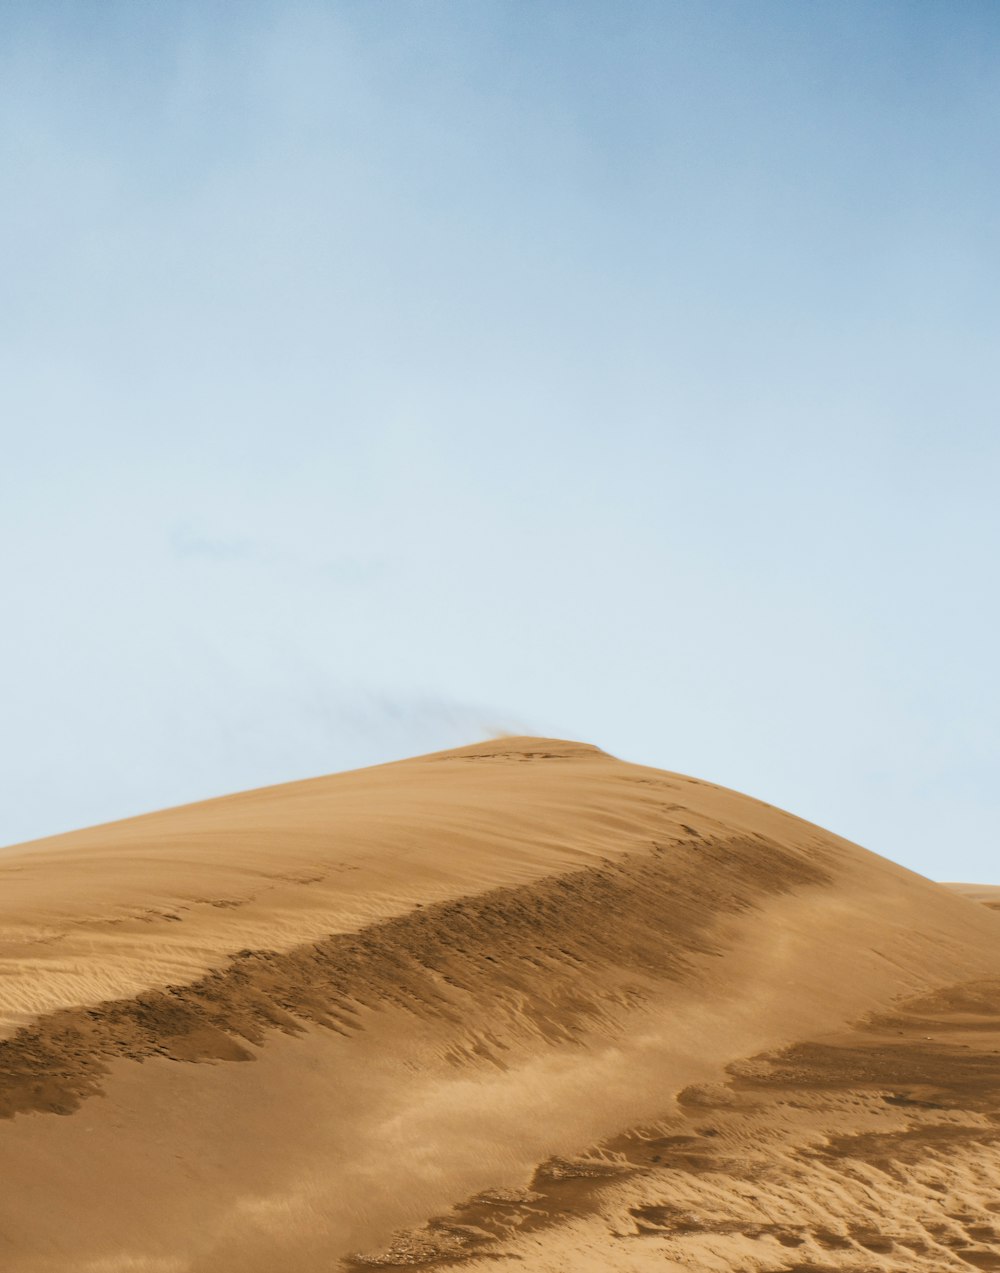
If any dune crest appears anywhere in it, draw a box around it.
[1,737,998,1271]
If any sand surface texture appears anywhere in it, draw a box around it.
[0,737,998,1272]
[949,883,1000,913]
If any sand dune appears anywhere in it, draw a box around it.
[1,737,997,1272]
[947,882,1000,912]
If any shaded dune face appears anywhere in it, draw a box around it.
[0,738,998,1272]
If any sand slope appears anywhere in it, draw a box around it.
[948,882,1000,912]
[0,737,998,1272]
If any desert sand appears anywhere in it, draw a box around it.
[948,882,1000,912]
[0,736,998,1272]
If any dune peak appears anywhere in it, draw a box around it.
[1,740,999,1271]
[422,734,609,762]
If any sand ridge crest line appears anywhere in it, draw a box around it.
[0,832,831,1121]
[1,739,766,1033]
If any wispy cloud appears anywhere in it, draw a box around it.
[168,525,394,586]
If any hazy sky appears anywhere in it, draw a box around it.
[2,1,998,881]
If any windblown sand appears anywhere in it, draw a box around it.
[0,737,997,1272]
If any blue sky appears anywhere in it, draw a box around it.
[2,1,998,880]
